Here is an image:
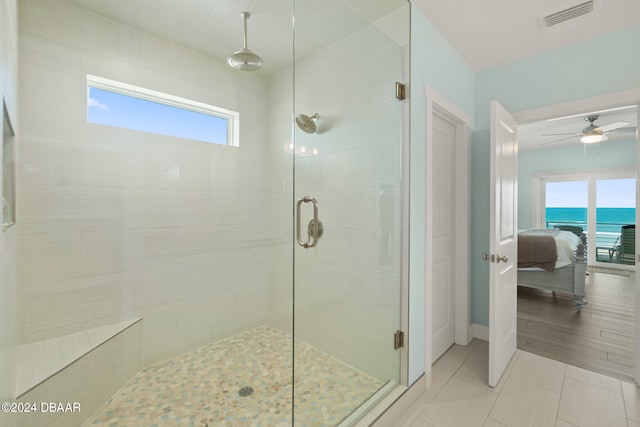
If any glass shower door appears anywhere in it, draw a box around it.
[292,1,409,424]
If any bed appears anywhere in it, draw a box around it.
[517,228,588,311]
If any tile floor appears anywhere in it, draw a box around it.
[395,339,640,427]
[82,325,383,426]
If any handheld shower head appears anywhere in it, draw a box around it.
[296,113,319,134]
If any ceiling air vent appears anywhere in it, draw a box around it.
[543,1,594,27]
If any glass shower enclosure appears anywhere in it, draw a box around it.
[290,0,409,423]
[14,0,409,425]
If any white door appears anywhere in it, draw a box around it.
[432,112,456,361]
[488,100,519,388]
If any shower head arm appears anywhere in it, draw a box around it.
[227,11,262,71]
[241,12,250,50]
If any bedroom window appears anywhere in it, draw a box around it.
[595,178,636,264]
[544,180,588,231]
[86,75,239,146]
[538,173,636,267]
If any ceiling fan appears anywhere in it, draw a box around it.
[542,114,636,145]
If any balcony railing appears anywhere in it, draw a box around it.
[545,220,635,265]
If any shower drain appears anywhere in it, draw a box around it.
[238,386,254,397]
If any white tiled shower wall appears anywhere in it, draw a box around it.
[18,0,273,364]
[18,0,407,383]
[1,1,19,425]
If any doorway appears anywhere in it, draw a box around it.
[509,92,640,383]
[424,85,472,369]
[431,111,457,360]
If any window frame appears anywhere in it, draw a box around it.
[86,74,239,146]
[533,170,636,267]
[534,171,636,228]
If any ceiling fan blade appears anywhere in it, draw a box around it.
[608,126,637,133]
[541,132,580,136]
[595,121,631,132]
[540,135,578,145]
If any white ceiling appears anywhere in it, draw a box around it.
[64,0,407,76]
[411,0,640,151]
[64,0,639,149]
[413,0,640,72]
[65,0,640,77]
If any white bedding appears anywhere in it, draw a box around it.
[518,229,582,269]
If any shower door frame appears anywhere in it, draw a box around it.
[290,1,411,424]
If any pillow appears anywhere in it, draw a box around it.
[554,230,582,268]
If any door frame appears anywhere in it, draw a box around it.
[424,84,472,375]
[510,88,640,382]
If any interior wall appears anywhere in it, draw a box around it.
[519,139,637,230]
[17,0,273,365]
[409,3,475,384]
[471,24,640,326]
[0,0,18,418]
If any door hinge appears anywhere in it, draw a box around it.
[393,330,404,350]
[395,82,406,100]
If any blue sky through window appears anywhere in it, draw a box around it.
[88,87,229,144]
[546,181,588,208]
[546,179,636,208]
[597,178,636,208]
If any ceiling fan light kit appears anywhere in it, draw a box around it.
[580,132,606,144]
[542,113,633,146]
[580,114,618,144]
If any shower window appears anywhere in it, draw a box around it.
[86,74,239,146]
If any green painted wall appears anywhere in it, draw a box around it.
[409,4,474,382]
[471,25,640,325]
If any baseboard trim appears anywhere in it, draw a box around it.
[472,323,489,341]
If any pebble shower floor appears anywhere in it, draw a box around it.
[83,325,383,427]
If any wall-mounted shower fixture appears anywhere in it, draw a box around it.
[227,12,263,71]
[295,113,319,134]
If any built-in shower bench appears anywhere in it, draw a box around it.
[14,318,143,427]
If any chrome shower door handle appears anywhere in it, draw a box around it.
[297,196,320,248]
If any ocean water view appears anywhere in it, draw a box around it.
[546,207,636,233]
[546,207,636,264]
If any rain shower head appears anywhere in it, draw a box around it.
[296,113,319,134]
[227,12,263,71]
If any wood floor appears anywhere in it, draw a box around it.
[517,270,636,382]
